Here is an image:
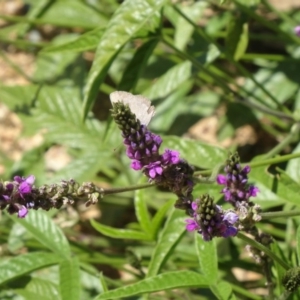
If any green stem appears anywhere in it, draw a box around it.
[264,123,300,159]
[249,152,300,168]
[237,232,290,270]
[97,183,153,196]
[194,152,300,177]
[260,211,300,219]
[172,5,293,118]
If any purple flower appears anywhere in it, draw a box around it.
[162,149,180,165]
[294,26,300,37]
[144,161,163,178]
[111,100,194,198]
[185,195,239,241]
[15,175,35,196]
[216,153,259,206]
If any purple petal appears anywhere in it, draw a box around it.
[249,185,259,197]
[294,26,300,37]
[14,176,22,183]
[185,219,199,231]
[131,161,143,170]
[242,165,251,174]
[18,206,28,218]
[223,211,239,224]
[222,226,238,238]
[191,202,198,211]
[19,182,31,194]
[25,175,35,185]
[216,175,226,185]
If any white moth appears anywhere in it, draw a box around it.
[110,91,155,126]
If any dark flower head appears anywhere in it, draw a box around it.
[217,152,259,207]
[185,194,239,241]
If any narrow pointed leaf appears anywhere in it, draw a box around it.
[143,61,192,100]
[134,188,152,235]
[82,0,167,120]
[94,270,208,299]
[90,219,152,241]
[14,277,60,300]
[147,208,186,277]
[0,252,61,286]
[195,234,218,284]
[42,27,105,53]
[118,38,159,91]
[59,257,81,300]
[151,198,174,239]
[11,210,71,258]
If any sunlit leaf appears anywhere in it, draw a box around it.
[82,0,167,120]
[11,210,71,258]
[0,252,60,286]
[94,270,208,299]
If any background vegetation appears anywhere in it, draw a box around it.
[1,0,300,299]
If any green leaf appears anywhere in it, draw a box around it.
[0,85,39,110]
[151,198,174,239]
[31,86,105,149]
[90,219,152,241]
[147,208,186,277]
[195,234,218,284]
[94,270,208,299]
[10,210,71,258]
[173,2,208,51]
[39,0,107,29]
[271,240,286,296]
[211,281,233,300]
[150,80,193,132]
[286,142,300,184]
[248,166,289,209]
[0,252,61,286]
[42,27,105,53]
[143,61,192,100]
[14,277,60,300]
[33,37,82,84]
[226,16,249,61]
[82,0,167,120]
[134,188,152,236]
[251,167,300,207]
[59,257,81,300]
[161,135,227,169]
[118,38,159,91]
[243,67,299,108]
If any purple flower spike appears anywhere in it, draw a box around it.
[185,195,239,241]
[216,152,259,207]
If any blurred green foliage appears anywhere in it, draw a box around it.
[1,0,300,299]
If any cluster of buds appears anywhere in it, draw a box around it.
[110,94,261,241]
[0,175,102,218]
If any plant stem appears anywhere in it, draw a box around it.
[237,232,290,270]
[263,123,300,159]
[97,183,153,196]
[260,211,300,219]
[194,152,300,177]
